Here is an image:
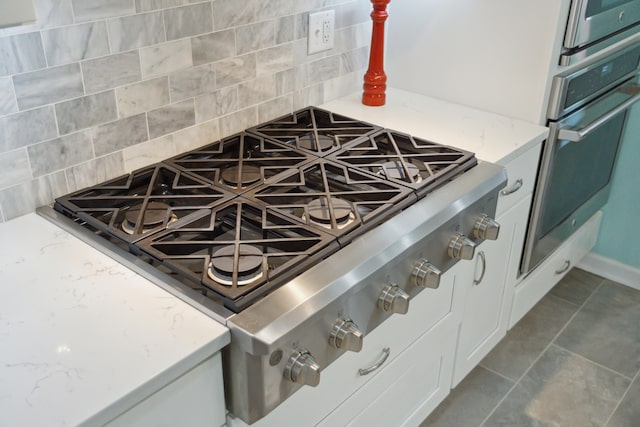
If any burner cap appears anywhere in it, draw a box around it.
[380,161,421,182]
[208,244,264,286]
[298,134,334,151]
[221,165,261,188]
[306,197,355,229]
[122,201,177,235]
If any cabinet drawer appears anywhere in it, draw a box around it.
[496,143,541,217]
[318,319,457,427]
[228,272,457,427]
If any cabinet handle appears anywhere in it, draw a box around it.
[358,347,391,376]
[555,260,571,275]
[500,179,523,196]
[473,251,487,285]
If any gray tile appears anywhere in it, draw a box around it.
[194,86,237,122]
[276,15,295,44]
[173,119,219,152]
[549,268,604,306]
[32,0,74,29]
[65,152,125,192]
[607,376,640,427]
[421,366,513,427]
[307,55,341,84]
[292,83,324,110]
[169,64,216,102]
[0,149,31,189]
[123,134,175,171]
[480,294,579,381]
[334,1,370,29]
[275,67,305,95]
[215,53,256,88]
[211,0,257,30]
[236,20,275,55]
[257,44,293,76]
[237,75,276,109]
[71,0,136,22]
[56,91,118,135]
[164,3,213,41]
[340,46,369,74]
[27,131,93,177]
[13,63,84,110]
[116,77,170,118]
[107,11,165,52]
[42,22,110,66]
[82,51,142,94]
[0,77,17,116]
[555,281,640,378]
[0,106,57,151]
[219,106,257,138]
[147,99,195,139]
[0,172,67,220]
[258,95,292,123]
[135,0,191,12]
[191,29,235,66]
[293,12,308,40]
[140,39,193,78]
[0,32,46,76]
[484,345,630,427]
[92,113,148,157]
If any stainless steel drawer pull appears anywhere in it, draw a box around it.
[358,347,391,376]
[555,260,571,275]
[473,251,487,285]
[500,179,523,196]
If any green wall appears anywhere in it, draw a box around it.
[592,103,640,267]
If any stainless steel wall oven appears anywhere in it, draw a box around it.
[522,36,640,274]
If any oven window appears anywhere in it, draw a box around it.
[539,111,626,236]
[586,0,637,18]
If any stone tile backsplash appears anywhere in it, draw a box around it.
[0,0,372,222]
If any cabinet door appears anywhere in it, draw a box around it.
[452,202,526,386]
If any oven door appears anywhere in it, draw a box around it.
[522,76,640,274]
[565,0,640,49]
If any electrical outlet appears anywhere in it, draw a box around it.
[308,10,335,54]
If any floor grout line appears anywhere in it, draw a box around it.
[549,343,635,381]
[476,364,517,385]
[477,275,605,427]
[603,369,639,427]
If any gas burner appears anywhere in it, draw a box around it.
[303,197,356,230]
[208,244,264,286]
[378,161,422,183]
[122,201,178,235]
[165,133,311,194]
[329,129,477,197]
[245,107,381,156]
[220,165,262,189]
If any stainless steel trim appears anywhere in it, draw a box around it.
[564,0,640,49]
[557,90,640,141]
[555,260,572,274]
[500,179,523,196]
[561,26,640,66]
[358,347,391,376]
[473,251,487,286]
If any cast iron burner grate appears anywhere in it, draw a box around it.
[54,164,235,244]
[135,198,339,312]
[245,107,381,156]
[328,129,478,198]
[165,133,313,194]
[245,159,416,245]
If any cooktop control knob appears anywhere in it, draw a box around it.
[448,233,476,260]
[412,259,442,289]
[284,349,320,387]
[378,283,410,314]
[473,214,500,241]
[329,318,363,352]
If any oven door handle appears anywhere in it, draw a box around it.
[558,91,640,142]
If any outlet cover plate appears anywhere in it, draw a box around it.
[308,10,335,54]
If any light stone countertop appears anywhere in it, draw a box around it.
[0,213,229,426]
[321,88,548,165]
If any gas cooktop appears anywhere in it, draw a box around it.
[54,107,477,312]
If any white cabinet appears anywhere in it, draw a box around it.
[106,354,226,427]
[452,195,532,385]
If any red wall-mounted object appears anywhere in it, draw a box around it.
[362,0,390,106]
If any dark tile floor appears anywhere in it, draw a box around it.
[421,268,640,427]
